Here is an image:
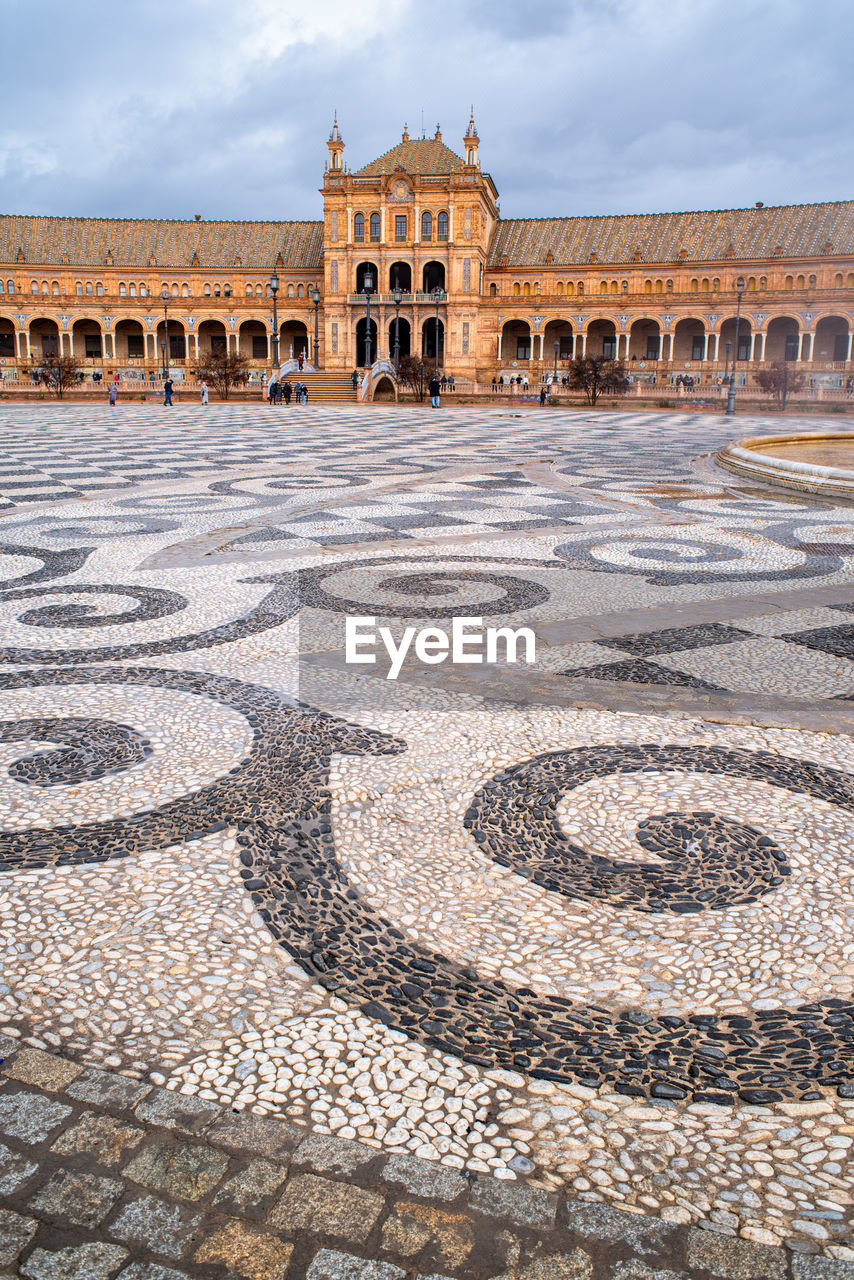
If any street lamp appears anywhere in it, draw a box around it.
[363,269,374,368]
[393,288,402,365]
[433,286,443,379]
[161,286,170,378]
[310,285,321,367]
[553,340,559,383]
[160,340,166,378]
[269,270,280,368]
[726,276,746,415]
[724,341,732,385]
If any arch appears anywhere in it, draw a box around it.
[523,282,531,296]
[71,317,103,360]
[355,316,377,365]
[759,276,767,290]
[114,318,145,362]
[599,281,608,294]
[369,212,381,241]
[181,283,190,297]
[796,274,805,289]
[129,282,137,297]
[644,280,652,294]
[835,273,844,288]
[785,275,794,289]
[28,317,60,361]
[421,211,433,241]
[512,282,520,296]
[280,320,308,360]
[119,282,127,297]
[422,261,445,292]
[628,317,660,361]
[489,282,498,297]
[421,316,445,362]
[719,315,753,363]
[747,276,756,290]
[198,318,228,360]
[355,261,379,293]
[155,318,186,362]
[566,281,574,295]
[388,316,411,359]
[764,315,801,363]
[577,281,584,294]
[238,319,267,361]
[500,318,531,362]
[543,318,574,366]
[672,316,707,362]
[587,318,619,359]
[297,284,305,299]
[437,211,449,241]
[51,280,59,296]
[0,315,15,357]
[690,278,699,292]
[388,261,412,292]
[372,373,397,401]
[813,314,851,364]
[354,212,365,241]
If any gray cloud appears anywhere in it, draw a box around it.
[1,0,850,223]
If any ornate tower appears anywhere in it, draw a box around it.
[463,109,480,168]
[327,112,345,173]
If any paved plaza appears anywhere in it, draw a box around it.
[1,402,854,1278]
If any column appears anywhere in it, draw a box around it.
[660,333,669,361]
[846,330,852,362]
[708,333,717,362]
[744,333,753,362]
[700,333,708,361]
[802,333,812,362]
[623,333,630,359]
[577,332,585,358]
[754,334,764,362]
[18,330,27,360]
[496,332,502,361]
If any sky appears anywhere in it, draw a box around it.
[2,0,851,223]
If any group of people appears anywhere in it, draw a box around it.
[267,378,307,405]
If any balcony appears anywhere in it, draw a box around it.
[347,291,447,305]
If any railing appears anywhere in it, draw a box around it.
[347,291,447,304]
[358,357,397,401]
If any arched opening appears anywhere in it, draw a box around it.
[543,319,573,369]
[355,317,378,366]
[238,320,267,362]
[489,282,498,297]
[369,212,381,241]
[437,211,449,241]
[388,316,411,359]
[628,318,660,361]
[719,315,753,364]
[355,261,379,293]
[353,213,365,242]
[500,319,531,363]
[0,316,15,358]
[422,317,444,364]
[814,315,851,365]
[388,262,412,293]
[422,261,445,293]
[280,320,308,360]
[72,318,102,361]
[198,319,228,360]
[421,211,433,241]
[672,317,707,362]
[587,318,619,359]
[114,319,145,363]
[373,374,396,401]
[155,319,186,362]
[764,316,801,363]
[29,317,60,361]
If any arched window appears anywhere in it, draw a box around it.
[139,283,147,297]
[204,283,211,296]
[171,283,179,297]
[808,274,816,287]
[577,281,584,294]
[96,282,104,296]
[51,280,59,295]
[41,280,49,294]
[759,276,767,290]
[86,282,93,296]
[836,273,844,287]
[76,282,83,296]
[182,283,189,297]
[513,282,520,296]
[129,283,136,296]
[785,275,793,289]
[421,211,432,240]
[795,274,805,288]
[0,280,4,293]
[297,284,305,298]
[288,284,295,297]
[610,280,618,293]
[566,281,574,295]
[353,213,365,241]
[712,277,719,291]
[30,280,38,294]
[523,282,531,296]
[489,282,498,296]
[256,284,262,296]
[644,280,652,294]
[556,281,564,294]
[848,273,854,287]
[600,281,608,294]
[369,212,380,241]
[701,277,710,291]
[690,278,699,292]
[246,284,253,295]
[654,280,663,293]
[7,280,14,294]
[747,276,756,290]
[119,283,127,296]
[437,211,449,241]
[665,279,673,291]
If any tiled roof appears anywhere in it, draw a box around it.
[487,201,854,267]
[0,216,324,269]
[355,139,466,177]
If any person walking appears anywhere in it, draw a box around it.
[351,369,360,392]
[297,351,304,372]
[283,380,292,405]
[539,385,547,406]
[200,380,209,406]
[163,376,173,406]
[108,382,118,406]
[429,373,441,408]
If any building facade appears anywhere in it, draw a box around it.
[1,113,853,386]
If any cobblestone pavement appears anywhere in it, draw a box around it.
[1,404,854,1276]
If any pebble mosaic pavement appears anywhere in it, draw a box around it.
[1,403,854,1275]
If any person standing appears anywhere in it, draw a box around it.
[200,380,209,405]
[108,383,118,406]
[351,369,360,392]
[539,385,547,406]
[163,376,173,406]
[283,379,292,405]
[428,373,441,408]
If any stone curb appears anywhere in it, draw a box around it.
[0,1037,843,1280]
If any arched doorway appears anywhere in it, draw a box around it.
[0,316,15,359]
[155,319,186,364]
[373,374,397,402]
[814,315,851,365]
[355,261,379,294]
[280,320,308,361]
[388,262,412,293]
[71,318,102,362]
[114,319,145,365]
[764,316,800,363]
[587,318,619,359]
[239,320,267,362]
[422,317,444,363]
[355,317,377,366]
[719,315,753,364]
[388,316,411,359]
[198,319,227,360]
[627,319,660,362]
[422,261,445,293]
[500,319,531,363]
[29,317,60,361]
[543,319,573,372]
[672,317,706,362]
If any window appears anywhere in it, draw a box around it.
[51,281,59,295]
[171,284,179,297]
[354,213,365,241]
[7,280,15,294]
[516,336,531,359]
[523,282,530,296]
[0,331,13,355]
[566,282,574,295]
[288,284,295,297]
[759,276,767,290]
[513,282,520,296]
[747,276,756,290]
[692,336,705,360]
[0,280,3,293]
[437,211,449,241]
[211,336,226,355]
[297,285,305,298]
[246,284,253,295]
[785,333,799,360]
[644,280,652,294]
[712,277,719,291]
[737,336,751,361]
[600,281,608,294]
[369,212,380,241]
[30,280,38,294]
[86,282,93,296]
[785,275,794,289]
[556,281,564,294]
[127,334,144,357]
[610,280,618,294]
[204,283,211,296]
[129,283,136,296]
[395,214,407,242]
[690,278,698,292]
[796,274,805,288]
[646,335,661,359]
[252,335,267,358]
[256,284,263,296]
[84,334,102,357]
[489,282,498,296]
[169,335,186,358]
[603,336,617,358]
[655,280,663,293]
[577,281,584,294]
[182,284,190,297]
[139,283,147,297]
[119,283,127,296]
[421,211,432,240]
[666,279,673,291]
[96,283,104,296]
[808,274,816,287]
[76,282,83,296]
[836,273,844,287]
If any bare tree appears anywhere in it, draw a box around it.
[569,355,627,405]
[396,355,429,402]
[755,361,805,410]
[24,355,82,399]
[193,351,249,400]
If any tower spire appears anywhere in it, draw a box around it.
[327,111,345,172]
[464,108,480,166]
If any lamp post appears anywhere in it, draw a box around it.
[433,286,442,379]
[269,270,280,368]
[553,341,559,384]
[393,288,402,365]
[724,341,732,385]
[726,276,746,415]
[160,341,166,379]
[310,285,321,367]
[161,286,170,378]
[363,269,374,368]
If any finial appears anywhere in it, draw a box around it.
[435,122,442,140]
[402,122,409,141]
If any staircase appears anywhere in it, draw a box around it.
[277,371,359,403]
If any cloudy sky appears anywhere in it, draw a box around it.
[2,0,850,223]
